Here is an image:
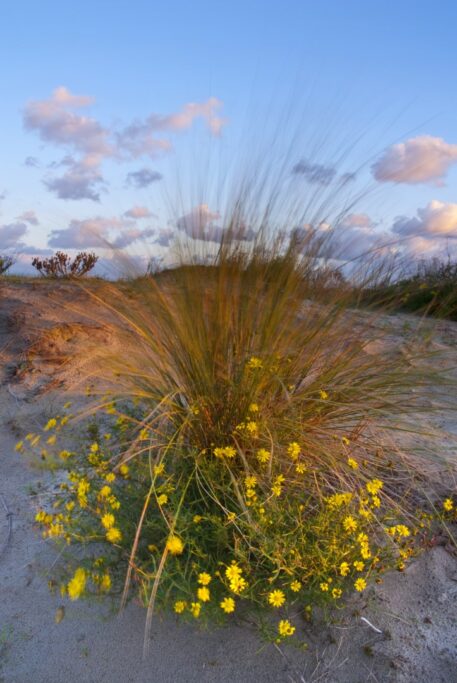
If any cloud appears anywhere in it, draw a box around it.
[44,166,105,201]
[372,136,457,185]
[154,228,175,247]
[47,215,156,249]
[176,204,224,242]
[125,168,163,188]
[24,156,39,167]
[116,97,226,158]
[292,160,337,185]
[123,206,154,219]
[111,227,155,249]
[392,200,457,241]
[340,213,375,229]
[16,210,39,226]
[0,222,28,249]
[24,88,224,201]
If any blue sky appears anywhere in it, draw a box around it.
[1,0,457,271]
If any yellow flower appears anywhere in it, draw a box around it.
[287,442,301,461]
[198,572,212,585]
[354,561,365,571]
[443,498,454,512]
[226,512,236,522]
[90,443,99,453]
[101,513,115,529]
[354,578,367,592]
[342,436,350,446]
[139,428,149,441]
[166,535,184,555]
[245,475,257,488]
[360,544,372,560]
[249,403,259,413]
[290,580,302,592]
[245,421,258,435]
[157,494,168,506]
[343,516,357,533]
[174,600,186,614]
[197,587,210,602]
[119,464,129,477]
[247,356,262,369]
[220,596,235,613]
[339,561,350,577]
[190,602,201,618]
[256,448,270,464]
[44,418,57,432]
[347,458,358,469]
[225,563,242,580]
[154,463,165,476]
[332,587,342,599]
[15,441,24,452]
[193,515,202,524]
[105,473,116,483]
[366,479,383,495]
[319,389,329,400]
[295,463,306,474]
[100,573,111,591]
[106,527,122,543]
[268,589,286,607]
[278,619,295,637]
[59,450,71,460]
[229,576,248,594]
[99,485,111,499]
[67,567,86,601]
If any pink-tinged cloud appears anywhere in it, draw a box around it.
[47,215,156,249]
[16,210,39,226]
[340,213,375,229]
[116,97,225,159]
[123,206,154,219]
[24,88,225,201]
[372,135,457,184]
[392,200,457,241]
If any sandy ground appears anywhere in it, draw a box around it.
[1,281,457,683]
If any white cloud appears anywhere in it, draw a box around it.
[154,228,175,247]
[372,135,457,184]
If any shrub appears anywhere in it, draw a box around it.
[31,251,98,278]
[20,226,457,653]
[0,255,14,275]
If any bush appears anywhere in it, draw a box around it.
[362,256,457,320]
[31,251,98,278]
[0,255,14,275]
[20,228,457,652]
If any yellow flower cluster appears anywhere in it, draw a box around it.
[214,446,237,459]
[225,563,247,594]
